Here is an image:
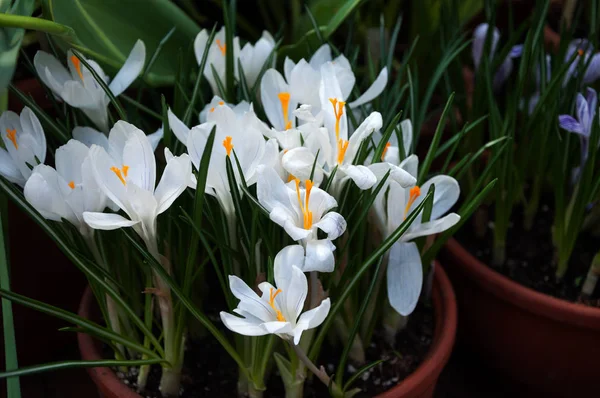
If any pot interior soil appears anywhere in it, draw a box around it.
[458,202,600,306]
[111,302,434,397]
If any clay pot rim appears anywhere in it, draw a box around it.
[78,263,457,398]
[446,238,600,329]
[376,262,457,397]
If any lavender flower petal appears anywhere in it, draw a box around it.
[583,53,600,84]
[509,44,524,58]
[585,87,598,121]
[493,58,513,89]
[472,23,499,71]
[558,115,584,135]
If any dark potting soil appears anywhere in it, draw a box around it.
[112,303,434,397]
[457,203,600,307]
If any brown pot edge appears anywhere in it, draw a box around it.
[444,238,600,329]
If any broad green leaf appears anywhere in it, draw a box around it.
[0,0,35,93]
[42,0,200,86]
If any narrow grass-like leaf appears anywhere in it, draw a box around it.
[184,24,217,124]
[0,359,164,379]
[343,359,385,392]
[371,111,402,164]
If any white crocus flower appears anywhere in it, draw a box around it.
[194,27,241,96]
[24,139,108,237]
[82,121,191,246]
[374,118,413,165]
[257,165,345,272]
[373,155,460,315]
[72,124,163,154]
[0,107,46,186]
[220,245,331,344]
[239,31,276,87]
[34,41,146,132]
[199,96,251,123]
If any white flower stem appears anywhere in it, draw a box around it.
[581,251,600,299]
[145,238,182,397]
[309,271,319,309]
[83,233,124,358]
[289,341,343,397]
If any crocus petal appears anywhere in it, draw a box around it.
[401,119,413,157]
[341,164,377,190]
[493,58,513,90]
[109,40,145,97]
[33,51,71,94]
[309,44,332,69]
[24,165,76,223]
[332,55,356,100]
[275,264,308,323]
[402,213,460,241]
[257,166,297,216]
[261,321,293,335]
[306,186,338,217]
[261,69,295,131]
[73,126,109,150]
[0,148,24,185]
[154,151,192,214]
[281,147,323,183]
[168,108,191,144]
[349,68,388,108]
[583,53,600,84]
[274,245,306,270]
[55,139,88,185]
[558,115,584,135]
[304,239,336,273]
[368,163,416,188]
[399,154,419,179]
[387,242,422,316]
[220,312,267,336]
[229,275,275,322]
[313,212,346,240]
[472,23,499,71]
[292,298,330,345]
[147,127,163,152]
[83,211,139,230]
[346,111,383,164]
[416,175,460,221]
[284,57,295,83]
[121,122,156,192]
[19,107,46,162]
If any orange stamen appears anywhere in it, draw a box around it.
[218,101,225,105]
[381,142,391,161]
[68,181,75,189]
[216,39,226,55]
[122,165,129,177]
[5,129,17,149]
[329,98,346,140]
[403,186,421,219]
[578,49,585,56]
[337,138,349,165]
[287,173,296,182]
[70,55,84,81]
[294,179,314,230]
[210,107,215,113]
[223,136,234,157]
[269,288,286,322]
[110,166,127,186]
[278,92,292,130]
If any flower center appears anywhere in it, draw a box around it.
[223,136,234,157]
[5,128,17,149]
[295,178,314,230]
[381,142,391,161]
[578,49,585,57]
[70,55,84,81]
[404,186,421,219]
[215,39,226,56]
[337,138,349,165]
[68,181,75,189]
[110,165,129,186]
[329,98,346,141]
[269,288,286,322]
[278,92,292,130]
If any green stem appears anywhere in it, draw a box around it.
[523,175,543,231]
[0,14,75,38]
[289,342,343,397]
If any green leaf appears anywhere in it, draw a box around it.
[343,359,384,392]
[0,358,164,379]
[42,0,201,86]
[0,200,21,397]
[0,0,35,93]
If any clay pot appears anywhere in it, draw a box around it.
[78,264,457,398]
[441,238,600,398]
[377,263,457,398]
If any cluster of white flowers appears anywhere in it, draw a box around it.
[0,29,460,345]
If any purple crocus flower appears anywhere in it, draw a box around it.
[472,23,523,90]
[558,87,598,177]
[564,39,600,85]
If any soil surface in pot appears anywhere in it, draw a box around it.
[458,203,600,306]
[111,303,433,397]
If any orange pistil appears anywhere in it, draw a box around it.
[216,39,226,55]
[381,142,391,161]
[278,92,292,130]
[269,288,286,322]
[403,186,421,219]
[5,128,17,149]
[329,98,346,140]
[70,55,84,81]
[223,136,234,157]
[110,165,129,186]
[337,138,349,165]
[295,178,314,230]
[68,181,75,189]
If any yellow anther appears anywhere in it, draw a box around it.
[216,39,226,55]
[210,107,215,113]
[223,136,233,157]
[404,186,421,219]
[218,101,225,105]
[278,92,292,130]
[110,166,128,186]
[381,142,391,161]
[329,98,346,140]
[70,55,84,81]
[337,138,349,165]
[5,128,17,149]
[294,178,314,230]
[269,288,286,322]
[68,181,75,189]
[578,49,585,56]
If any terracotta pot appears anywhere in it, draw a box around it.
[78,264,457,398]
[441,238,600,398]
[376,263,457,398]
